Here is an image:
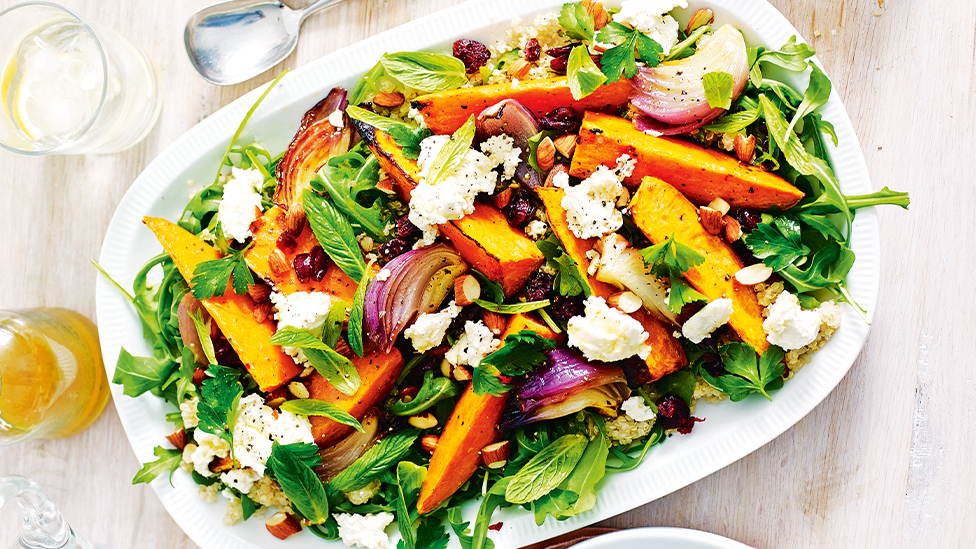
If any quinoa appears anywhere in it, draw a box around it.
[486,12,570,85]
[249,475,292,512]
[755,281,786,308]
[223,491,244,525]
[693,375,727,407]
[198,483,221,504]
[605,413,655,446]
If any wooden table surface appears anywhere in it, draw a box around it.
[0,0,971,547]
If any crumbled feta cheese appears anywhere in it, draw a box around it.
[404,301,461,353]
[217,167,264,243]
[233,394,314,475]
[554,156,633,239]
[189,429,231,477]
[335,512,395,549]
[180,396,200,429]
[524,219,548,240]
[621,396,657,422]
[567,296,651,362]
[763,291,825,350]
[221,467,262,494]
[480,134,523,180]
[407,107,426,128]
[375,268,392,282]
[682,298,734,343]
[409,135,500,236]
[328,109,345,128]
[446,320,500,367]
[612,0,688,55]
[270,290,335,364]
[345,479,382,506]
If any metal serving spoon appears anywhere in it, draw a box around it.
[185,0,341,85]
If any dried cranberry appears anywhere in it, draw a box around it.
[524,38,541,62]
[453,39,491,73]
[378,237,411,262]
[308,245,329,282]
[700,352,726,378]
[448,303,485,334]
[228,237,250,251]
[276,228,299,250]
[546,45,574,74]
[395,215,421,239]
[503,190,537,228]
[293,252,313,283]
[539,107,581,133]
[656,394,703,434]
[550,294,585,321]
[524,272,555,302]
[735,208,763,233]
[213,335,243,367]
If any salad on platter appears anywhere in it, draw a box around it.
[105,1,909,548]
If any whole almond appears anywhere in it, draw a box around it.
[699,206,727,235]
[734,133,757,163]
[536,136,556,172]
[269,248,289,275]
[545,163,570,187]
[421,434,439,454]
[266,512,302,540]
[686,8,715,34]
[248,283,271,303]
[508,58,531,79]
[552,133,579,158]
[482,440,511,469]
[372,91,405,108]
[286,202,307,234]
[252,300,272,323]
[582,0,610,30]
[492,187,513,209]
[482,310,507,335]
[724,216,743,242]
[166,428,187,450]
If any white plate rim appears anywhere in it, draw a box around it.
[572,527,755,549]
[95,1,879,548]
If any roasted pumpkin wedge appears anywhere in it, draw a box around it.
[536,187,687,380]
[413,77,632,134]
[143,216,302,391]
[245,205,358,300]
[439,205,546,297]
[629,176,769,353]
[570,111,805,210]
[350,120,421,201]
[307,344,404,447]
[417,313,557,514]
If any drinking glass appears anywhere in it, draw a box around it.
[0,2,162,155]
[0,308,110,444]
[0,475,106,549]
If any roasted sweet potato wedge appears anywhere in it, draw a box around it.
[629,177,769,353]
[417,314,558,514]
[307,345,404,447]
[143,216,302,391]
[245,206,358,300]
[570,111,805,210]
[536,187,687,380]
[413,77,632,134]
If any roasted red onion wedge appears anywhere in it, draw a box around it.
[177,292,209,365]
[476,99,544,188]
[316,410,381,482]
[275,87,352,208]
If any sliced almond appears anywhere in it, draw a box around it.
[265,388,288,408]
[421,434,439,454]
[288,381,310,399]
[266,512,302,540]
[707,197,731,216]
[247,283,271,303]
[452,366,473,382]
[545,163,569,187]
[454,274,482,306]
[408,413,438,430]
[286,202,307,234]
[269,249,289,275]
[482,440,511,469]
[734,133,757,163]
[299,365,316,378]
[508,58,531,79]
[686,8,715,34]
[166,428,187,450]
[699,206,726,235]
[372,91,405,108]
[482,310,507,336]
[492,187,513,209]
[536,136,556,172]
[735,263,774,286]
[552,133,579,158]
[608,291,642,313]
[439,357,452,378]
[252,300,272,323]
[724,216,743,242]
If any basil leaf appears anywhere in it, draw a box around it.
[114,348,177,397]
[396,462,427,549]
[269,326,331,350]
[703,71,734,109]
[345,105,405,133]
[304,347,361,396]
[349,60,385,106]
[329,429,420,492]
[267,442,329,524]
[505,433,588,504]
[472,298,550,314]
[347,265,370,357]
[321,301,347,348]
[303,188,366,281]
[426,115,476,186]
[567,45,607,100]
[280,399,364,432]
[558,2,595,41]
[380,52,467,93]
[132,446,182,486]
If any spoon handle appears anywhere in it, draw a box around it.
[296,0,342,23]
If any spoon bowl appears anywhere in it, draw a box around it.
[185,0,338,85]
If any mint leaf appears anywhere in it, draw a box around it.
[267,441,329,524]
[321,301,347,348]
[132,446,183,486]
[189,310,217,366]
[472,298,550,314]
[558,2,595,41]
[329,429,420,492]
[567,45,607,100]
[280,399,364,432]
[190,248,254,300]
[505,433,588,504]
[349,60,385,106]
[347,264,371,357]
[269,326,331,349]
[345,104,404,133]
[396,462,427,549]
[304,347,361,396]
[426,115,476,186]
[303,188,367,281]
[114,348,177,397]
[703,71,734,109]
[380,52,467,93]
[480,330,557,376]
[267,441,321,471]
[743,217,810,270]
